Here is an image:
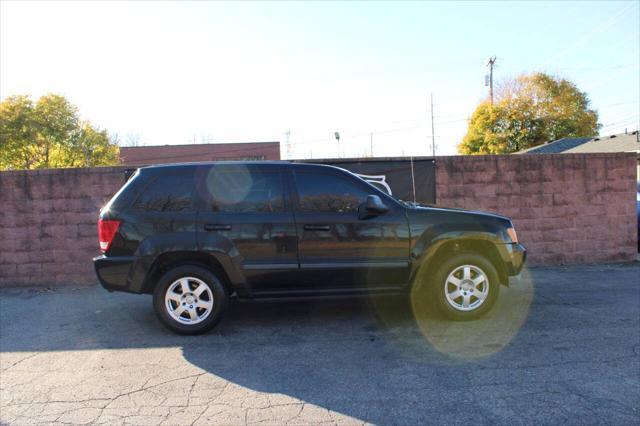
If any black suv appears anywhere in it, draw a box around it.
[94,162,526,334]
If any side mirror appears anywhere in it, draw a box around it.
[358,195,389,219]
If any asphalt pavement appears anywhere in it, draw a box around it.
[1,264,639,425]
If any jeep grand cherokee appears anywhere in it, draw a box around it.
[94,162,526,334]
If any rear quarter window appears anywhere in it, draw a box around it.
[132,174,195,212]
[103,169,145,212]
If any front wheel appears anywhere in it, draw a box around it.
[433,253,499,321]
[153,265,228,335]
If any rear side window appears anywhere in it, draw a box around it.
[206,171,284,213]
[133,174,195,212]
[103,169,143,212]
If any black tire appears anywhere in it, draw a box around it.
[153,264,228,335]
[432,252,500,321]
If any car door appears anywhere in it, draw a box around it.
[123,169,198,257]
[196,164,299,293]
[291,166,411,290]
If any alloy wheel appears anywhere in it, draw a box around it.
[443,265,489,312]
[164,277,214,325]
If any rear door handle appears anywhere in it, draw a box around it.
[204,224,231,231]
[304,224,330,231]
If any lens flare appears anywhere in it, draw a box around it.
[200,164,253,208]
[364,265,534,361]
[409,265,534,359]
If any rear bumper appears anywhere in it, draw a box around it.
[93,255,137,293]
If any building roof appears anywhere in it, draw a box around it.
[518,131,639,154]
[564,133,639,154]
[518,137,593,154]
[119,141,281,166]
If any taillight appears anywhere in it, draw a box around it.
[98,219,121,253]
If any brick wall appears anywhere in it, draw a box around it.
[0,167,127,286]
[119,142,281,166]
[436,153,638,265]
[0,153,637,287]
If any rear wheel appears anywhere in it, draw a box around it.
[153,265,228,335]
[433,253,499,320]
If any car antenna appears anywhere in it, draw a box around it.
[410,156,417,204]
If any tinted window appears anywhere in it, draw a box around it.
[208,171,284,213]
[133,174,194,212]
[295,171,369,213]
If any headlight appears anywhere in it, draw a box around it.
[506,227,518,244]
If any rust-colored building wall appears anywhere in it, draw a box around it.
[0,153,637,287]
[119,142,281,166]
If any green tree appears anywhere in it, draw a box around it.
[0,95,37,169]
[458,73,600,154]
[0,93,119,170]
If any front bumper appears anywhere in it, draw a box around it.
[504,243,527,276]
[93,255,136,292]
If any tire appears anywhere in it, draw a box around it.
[153,265,228,335]
[432,252,500,321]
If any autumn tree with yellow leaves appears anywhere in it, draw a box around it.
[0,94,119,170]
[458,73,600,154]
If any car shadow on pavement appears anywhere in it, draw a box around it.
[2,265,639,424]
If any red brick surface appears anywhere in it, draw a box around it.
[0,153,637,286]
[119,142,281,166]
[435,153,638,266]
[0,166,128,286]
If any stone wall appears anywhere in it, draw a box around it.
[0,167,128,286]
[0,153,637,286]
[436,153,637,265]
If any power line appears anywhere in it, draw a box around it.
[553,63,639,72]
[588,67,640,92]
[543,32,640,73]
[279,123,441,148]
[539,2,636,69]
[599,100,640,108]
[600,115,639,129]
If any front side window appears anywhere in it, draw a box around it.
[295,171,370,213]
[207,171,284,213]
[133,174,194,212]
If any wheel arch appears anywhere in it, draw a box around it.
[141,251,234,295]
[411,237,508,290]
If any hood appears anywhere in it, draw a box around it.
[407,203,512,222]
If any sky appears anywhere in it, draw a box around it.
[1,1,638,158]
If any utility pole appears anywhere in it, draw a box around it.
[486,56,497,105]
[430,93,436,157]
[285,130,291,159]
[370,132,373,157]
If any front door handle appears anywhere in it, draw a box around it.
[204,224,231,231]
[304,224,330,231]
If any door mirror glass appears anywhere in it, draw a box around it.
[358,195,389,219]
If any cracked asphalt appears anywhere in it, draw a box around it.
[1,264,639,425]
